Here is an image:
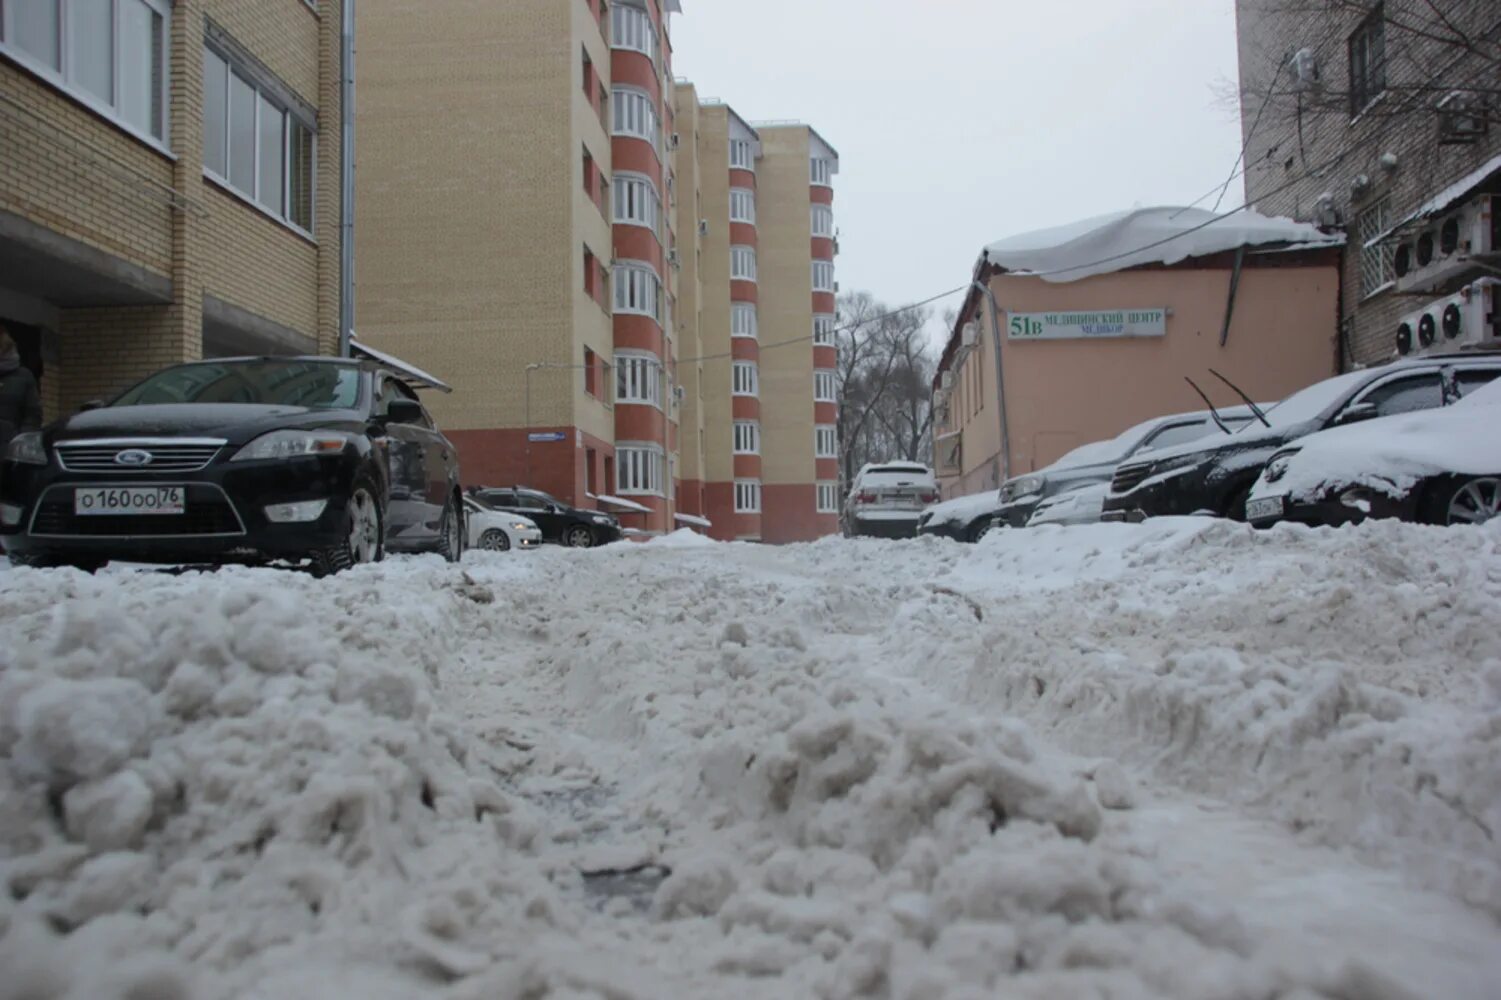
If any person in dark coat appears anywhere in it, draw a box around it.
[0,327,43,458]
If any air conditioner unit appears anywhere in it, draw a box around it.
[1395,278,1500,357]
[961,322,979,348]
[939,371,955,391]
[1393,194,1497,294]
[1289,48,1321,92]
[674,385,687,402]
[670,132,682,150]
[1437,91,1489,145]
[667,249,680,266]
[698,219,709,236]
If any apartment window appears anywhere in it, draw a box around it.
[811,157,833,186]
[617,444,664,496]
[729,188,756,224]
[814,369,837,402]
[1358,196,1394,297]
[731,246,758,282]
[583,347,599,397]
[1348,4,1386,116]
[610,2,658,64]
[615,353,663,407]
[817,483,840,514]
[812,260,835,292]
[581,47,594,98]
[0,0,169,144]
[734,479,762,513]
[813,314,836,346]
[731,303,758,339]
[732,360,759,397]
[733,420,760,455]
[811,205,835,239]
[612,86,659,149]
[613,172,661,233]
[584,245,608,306]
[203,44,315,233]
[729,138,754,171]
[613,262,662,321]
[815,425,837,458]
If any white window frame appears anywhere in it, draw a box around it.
[731,245,758,282]
[729,138,755,171]
[812,260,835,292]
[729,187,756,224]
[814,369,837,402]
[609,2,658,65]
[734,479,762,513]
[813,314,836,346]
[731,303,758,340]
[611,85,659,151]
[616,442,665,496]
[615,352,663,408]
[612,261,662,322]
[0,0,171,149]
[733,420,761,455]
[811,204,834,237]
[612,171,661,235]
[1359,196,1394,299]
[817,482,840,514]
[811,157,833,186]
[815,424,837,458]
[732,360,759,397]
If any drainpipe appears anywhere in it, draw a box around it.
[338,0,355,357]
[972,279,1011,485]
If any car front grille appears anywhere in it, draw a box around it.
[1111,462,1154,495]
[55,440,226,473]
[29,485,245,538]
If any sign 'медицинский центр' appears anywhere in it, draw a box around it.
[1007,309,1166,340]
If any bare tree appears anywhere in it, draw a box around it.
[834,291,935,485]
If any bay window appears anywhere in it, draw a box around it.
[812,204,834,237]
[617,444,665,496]
[731,245,757,282]
[814,369,837,402]
[729,188,756,224]
[729,138,755,171]
[811,157,833,186]
[732,361,758,397]
[731,303,758,339]
[613,262,662,321]
[615,353,663,407]
[813,314,836,346]
[734,480,762,514]
[612,86,659,149]
[609,2,658,64]
[817,483,840,514]
[812,260,835,292]
[613,172,661,234]
[815,425,837,458]
[733,421,760,455]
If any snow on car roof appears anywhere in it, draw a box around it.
[981,206,1343,283]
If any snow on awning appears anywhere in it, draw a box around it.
[980,207,1343,284]
[1374,152,1501,243]
[674,512,712,529]
[348,333,452,393]
[589,493,654,515]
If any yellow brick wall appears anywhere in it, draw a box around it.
[696,106,734,484]
[200,184,320,336]
[203,0,322,107]
[672,84,706,485]
[571,0,616,446]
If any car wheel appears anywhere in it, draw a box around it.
[310,478,384,577]
[1436,476,1501,526]
[966,519,993,543]
[564,525,596,548]
[479,528,511,552]
[438,495,464,563]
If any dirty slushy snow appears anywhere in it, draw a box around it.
[2,517,1499,998]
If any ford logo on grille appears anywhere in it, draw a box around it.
[114,449,154,467]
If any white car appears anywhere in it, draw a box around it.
[842,462,939,539]
[1025,483,1109,527]
[463,495,542,551]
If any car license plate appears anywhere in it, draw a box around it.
[1245,495,1285,521]
[74,486,185,516]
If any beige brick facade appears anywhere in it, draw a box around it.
[0,0,343,419]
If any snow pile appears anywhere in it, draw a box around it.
[982,206,1343,283]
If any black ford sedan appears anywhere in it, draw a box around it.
[0,357,464,574]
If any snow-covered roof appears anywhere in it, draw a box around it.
[674,512,712,529]
[979,207,1343,284]
[1375,152,1501,242]
[348,333,452,393]
[588,493,654,515]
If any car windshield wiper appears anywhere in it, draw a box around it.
[1208,369,1272,428]
[1183,377,1233,435]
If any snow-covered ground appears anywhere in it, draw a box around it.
[2,519,1500,998]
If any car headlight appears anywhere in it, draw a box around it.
[4,432,47,466]
[1262,450,1298,484]
[1000,475,1045,503]
[512,522,532,532]
[591,514,613,525]
[230,430,350,462]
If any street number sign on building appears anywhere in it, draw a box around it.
[1007,309,1167,340]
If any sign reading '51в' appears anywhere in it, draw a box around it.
[1007,308,1166,340]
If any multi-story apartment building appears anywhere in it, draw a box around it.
[358,0,840,541]
[1236,0,1501,368]
[0,0,346,420]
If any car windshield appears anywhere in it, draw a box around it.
[113,361,363,410]
[1245,369,1374,431]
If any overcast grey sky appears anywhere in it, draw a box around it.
[672,0,1245,326]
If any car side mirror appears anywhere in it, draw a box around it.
[385,399,424,424]
[79,399,106,412]
[1334,402,1378,426]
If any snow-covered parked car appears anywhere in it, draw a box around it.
[1246,376,1501,529]
[841,462,938,539]
[915,490,1001,542]
[1026,482,1109,527]
[463,494,541,551]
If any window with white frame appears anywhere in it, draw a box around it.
[732,360,759,397]
[812,260,835,292]
[817,483,840,514]
[815,425,837,458]
[814,369,837,402]
[609,2,658,63]
[733,420,760,455]
[617,444,665,495]
[811,204,834,237]
[813,314,836,346]
[203,44,316,232]
[612,172,661,233]
[615,353,662,407]
[734,479,762,513]
[612,86,658,149]
[731,303,758,339]
[729,188,756,224]
[0,0,170,144]
[729,138,754,170]
[1358,197,1394,297]
[731,245,758,282]
[613,262,662,320]
[811,157,833,186]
